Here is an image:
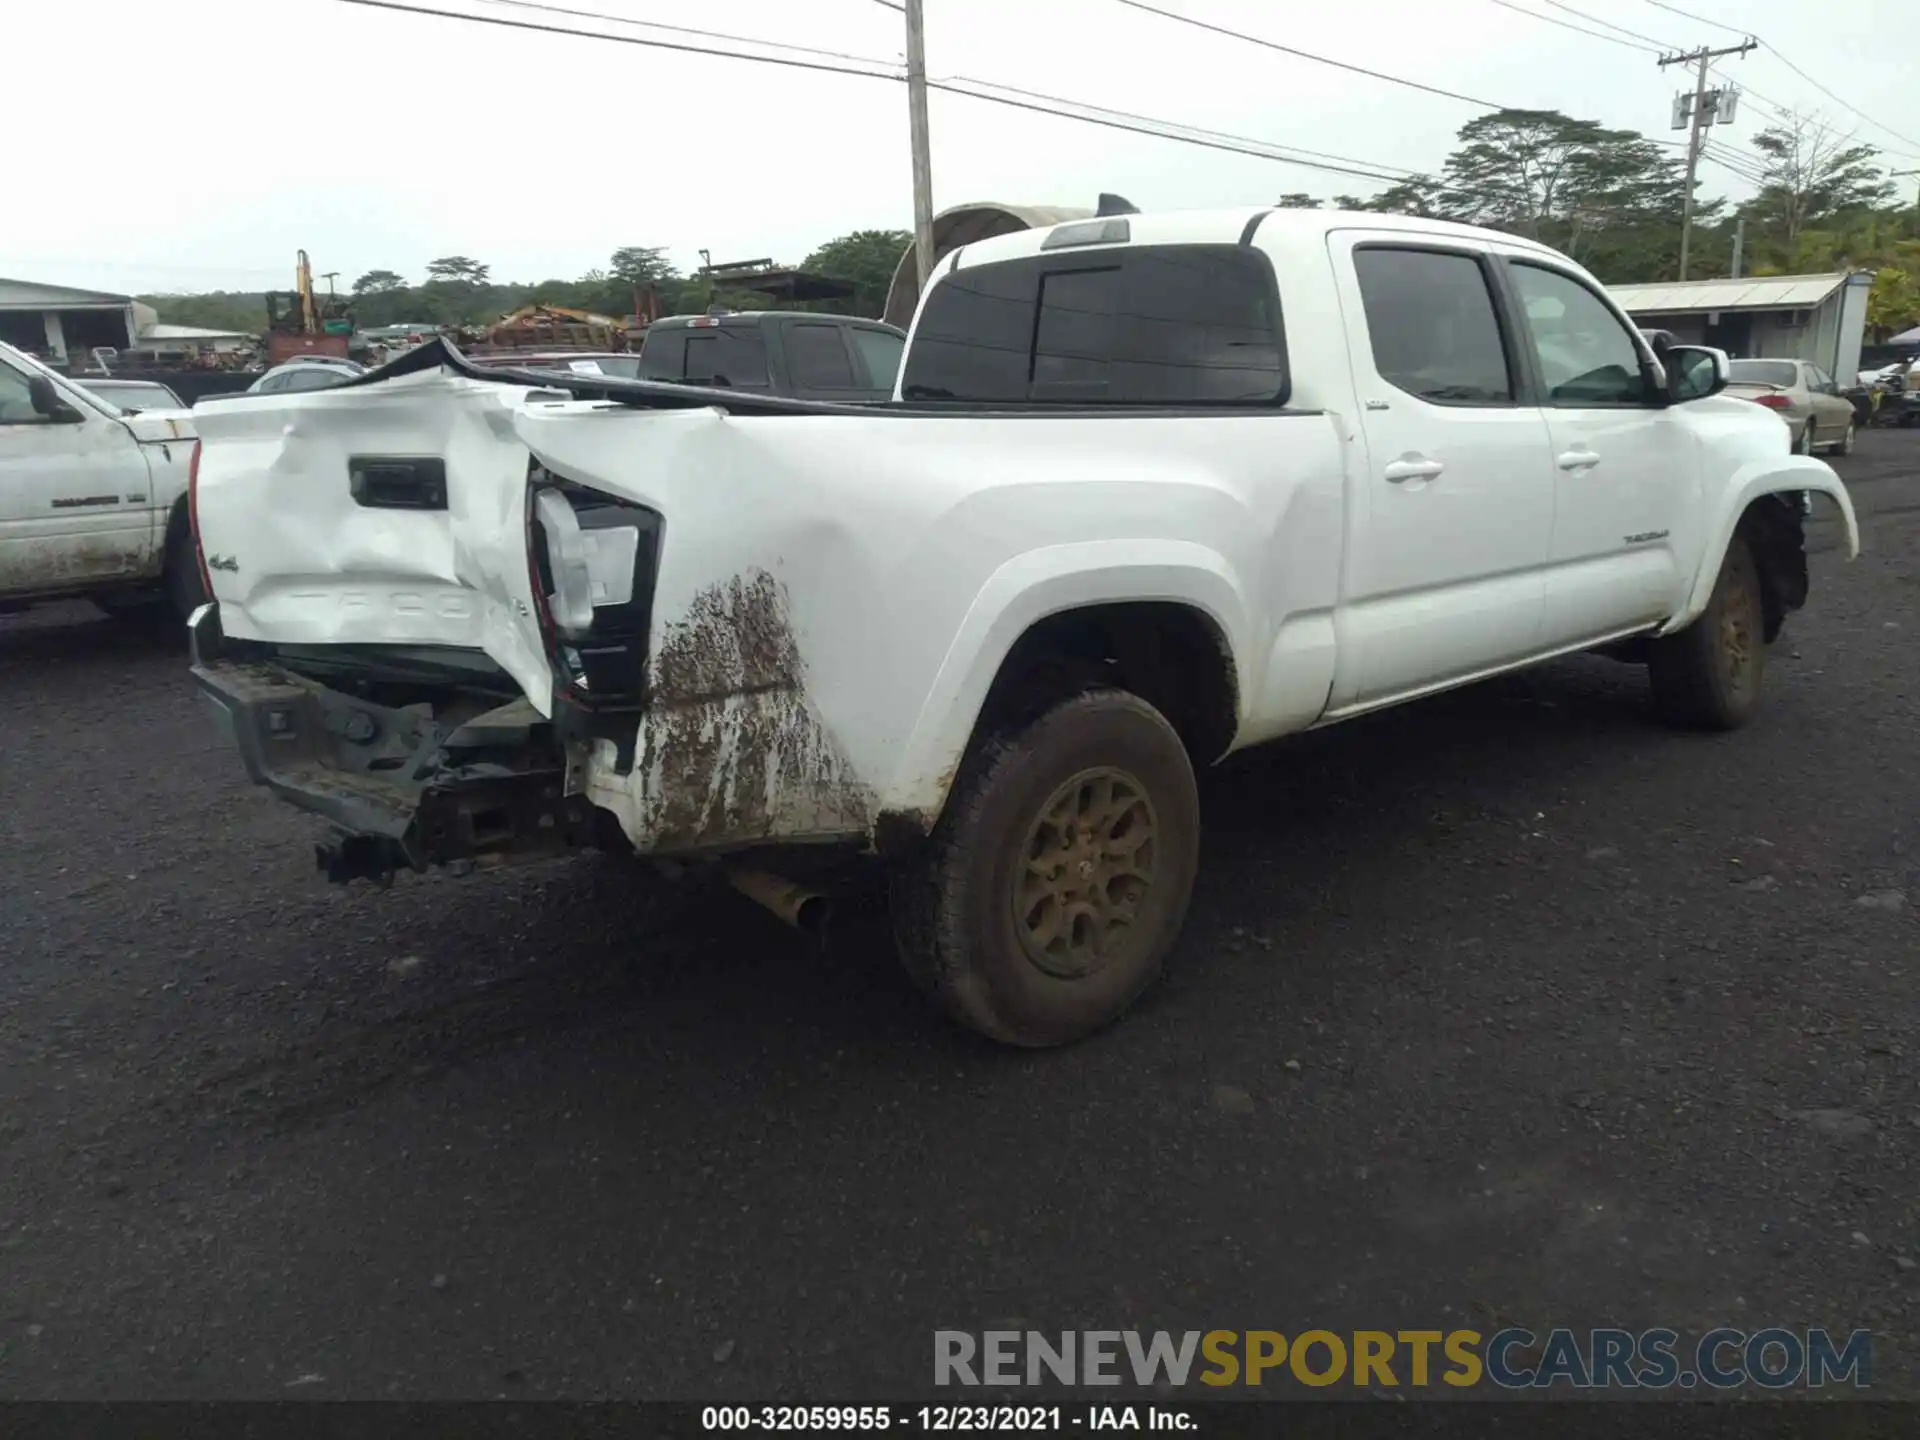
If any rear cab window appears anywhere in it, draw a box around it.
[637,325,770,389]
[901,243,1287,405]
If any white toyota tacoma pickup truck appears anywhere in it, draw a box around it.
[186,207,1858,1046]
[0,341,207,619]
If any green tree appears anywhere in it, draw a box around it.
[1274,192,1322,209]
[608,247,677,285]
[1745,113,1893,250]
[425,256,490,285]
[352,269,406,295]
[801,229,914,317]
[139,292,270,333]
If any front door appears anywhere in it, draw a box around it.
[1500,260,1696,645]
[1327,235,1557,712]
[0,353,152,597]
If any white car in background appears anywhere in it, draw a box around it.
[0,341,206,619]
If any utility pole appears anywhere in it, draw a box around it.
[904,0,936,295]
[1730,214,1745,279]
[1893,168,1920,219]
[1659,37,1756,280]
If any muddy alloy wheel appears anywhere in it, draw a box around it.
[1647,531,1766,731]
[1014,767,1159,980]
[891,688,1199,1047]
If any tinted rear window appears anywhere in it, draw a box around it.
[902,244,1286,405]
[637,327,769,388]
[1728,360,1798,388]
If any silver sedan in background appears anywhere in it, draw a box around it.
[1724,358,1857,456]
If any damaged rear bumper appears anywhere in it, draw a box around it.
[188,604,601,883]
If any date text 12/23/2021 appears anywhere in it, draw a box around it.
[701,1406,1193,1432]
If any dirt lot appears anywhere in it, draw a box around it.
[1,433,1916,1400]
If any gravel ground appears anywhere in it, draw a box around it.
[1,433,1915,1401]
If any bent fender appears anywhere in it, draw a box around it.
[1662,456,1858,636]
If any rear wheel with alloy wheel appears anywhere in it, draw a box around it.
[890,688,1200,1047]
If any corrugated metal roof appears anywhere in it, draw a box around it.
[0,277,135,307]
[1608,272,1852,314]
[140,323,254,340]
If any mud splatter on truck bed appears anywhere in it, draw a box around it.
[637,569,872,852]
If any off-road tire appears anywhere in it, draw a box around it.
[890,688,1200,1047]
[1647,531,1766,731]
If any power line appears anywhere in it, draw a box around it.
[1638,1,1920,158]
[1105,0,1508,110]
[315,0,1754,223]
[1533,0,1675,51]
[1483,0,1658,53]
[321,0,902,79]
[1638,0,1745,37]
[470,0,897,68]
[1758,43,1920,156]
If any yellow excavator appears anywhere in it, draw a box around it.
[263,250,355,363]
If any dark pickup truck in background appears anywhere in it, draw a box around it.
[633,311,906,402]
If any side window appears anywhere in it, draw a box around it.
[1351,247,1513,405]
[0,360,49,424]
[1810,365,1835,393]
[784,323,857,389]
[256,371,289,394]
[898,244,1286,404]
[849,328,904,390]
[1508,262,1652,406]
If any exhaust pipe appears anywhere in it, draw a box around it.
[726,865,831,938]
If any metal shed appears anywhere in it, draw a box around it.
[1607,271,1874,387]
[0,277,149,366]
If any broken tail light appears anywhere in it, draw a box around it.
[526,464,662,732]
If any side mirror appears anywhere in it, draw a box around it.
[26,375,85,424]
[1665,344,1729,404]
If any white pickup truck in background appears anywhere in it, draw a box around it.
[0,341,208,619]
[185,207,1858,1046]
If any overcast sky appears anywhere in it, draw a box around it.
[10,0,1915,296]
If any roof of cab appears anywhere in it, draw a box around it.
[945,205,1566,273]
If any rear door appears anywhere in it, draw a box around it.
[1327,235,1557,709]
[1500,258,1695,645]
[0,352,153,596]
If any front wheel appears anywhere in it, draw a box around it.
[890,689,1200,1047]
[1647,532,1767,731]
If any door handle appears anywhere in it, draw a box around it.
[1383,458,1444,483]
[1557,449,1602,472]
